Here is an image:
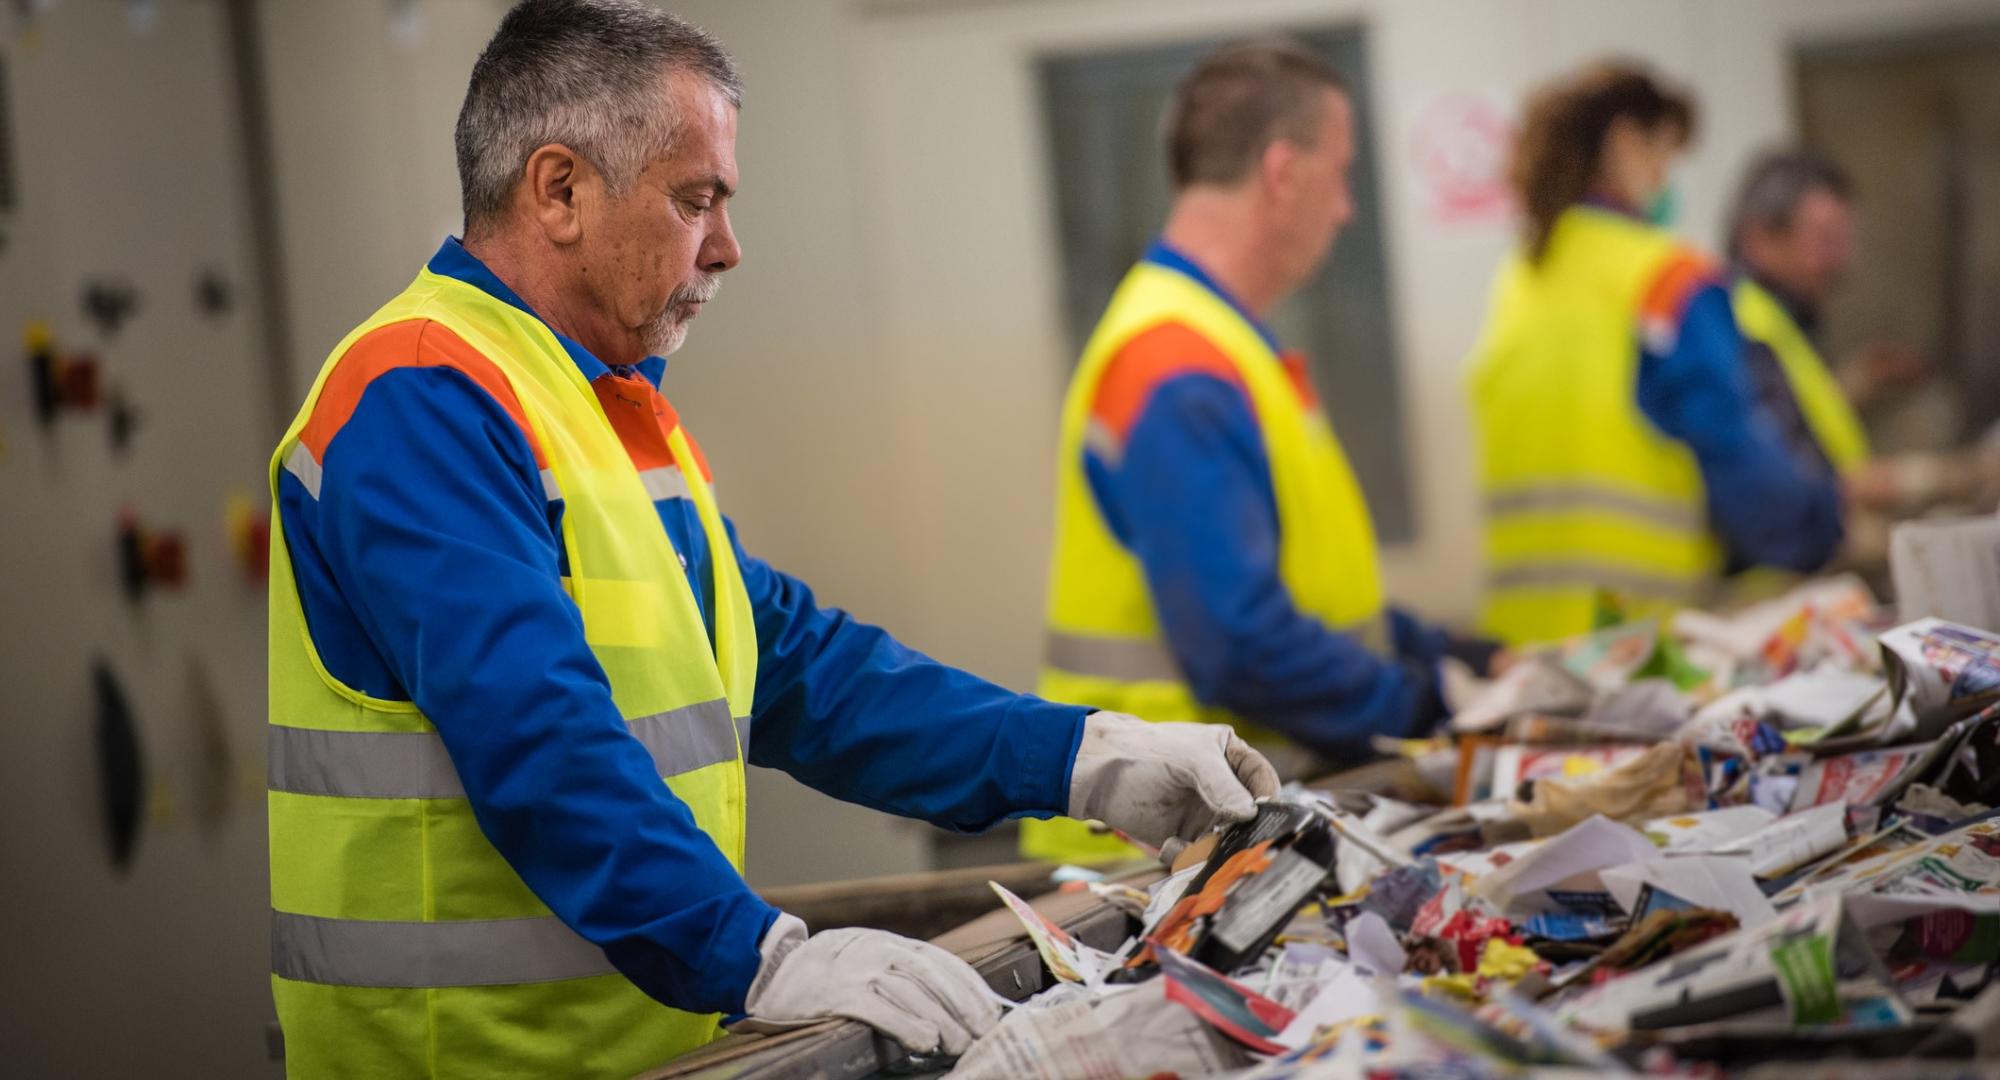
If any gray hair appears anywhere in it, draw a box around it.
[455,0,740,230]
[1726,148,1852,258]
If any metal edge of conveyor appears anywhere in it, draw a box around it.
[665,900,1136,1080]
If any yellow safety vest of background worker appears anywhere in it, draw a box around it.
[1725,149,1874,476]
[1030,42,1500,863]
[1467,62,1846,648]
[1732,279,1869,472]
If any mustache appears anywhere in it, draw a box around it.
[668,275,720,310]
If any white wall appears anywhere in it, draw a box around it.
[261,0,509,387]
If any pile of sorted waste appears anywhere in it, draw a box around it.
[955,577,2000,1078]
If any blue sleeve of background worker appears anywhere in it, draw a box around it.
[287,366,778,1015]
[1635,283,1845,571]
[1087,375,1449,755]
[734,528,1089,832]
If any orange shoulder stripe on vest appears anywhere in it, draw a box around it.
[297,319,546,468]
[590,372,712,481]
[1637,249,1720,324]
[1091,321,1247,444]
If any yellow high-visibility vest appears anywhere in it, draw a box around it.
[1467,206,1724,647]
[1731,277,1869,474]
[267,268,757,1078]
[1024,259,1387,862]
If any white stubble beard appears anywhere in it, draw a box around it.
[642,273,721,358]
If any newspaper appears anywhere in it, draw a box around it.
[1713,801,1848,878]
[1640,805,1776,853]
[1262,941,1342,1011]
[949,978,1242,1080]
[1789,742,1936,811]
[1881,618,2000,733]
[1778,818,2000,906]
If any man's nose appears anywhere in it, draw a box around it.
[704,211,742,273]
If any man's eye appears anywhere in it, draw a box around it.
[679,198,711,216]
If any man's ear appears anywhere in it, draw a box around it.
[1259,139,1300,204]
[522,143,588,246]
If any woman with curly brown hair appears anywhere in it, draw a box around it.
[1464,62,1844,646]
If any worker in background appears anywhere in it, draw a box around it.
[1727,150,1997,520]
[1728,149,2000,565]
[1725,149,1871,482]
[1466,62,1844,647]
[1027,42,1498,864]
[265,3,1278,1076]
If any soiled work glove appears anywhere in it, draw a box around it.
[1066,711,1281,849]
[737,914,1001,1055]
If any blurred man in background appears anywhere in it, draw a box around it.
[1725,153,1951,464]
[1728,149,2000,564]
[1725,149,1872,484]
[1028,42,1496,863]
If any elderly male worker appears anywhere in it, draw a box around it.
[264,2,1278,1076]
[1725,149,1872,485]
[1026,42,1492,863]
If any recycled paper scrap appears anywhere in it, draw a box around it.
[990,881,1118,985]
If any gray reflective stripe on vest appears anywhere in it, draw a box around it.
[1083,417,1123,468]
[638,465,694,502]
[284,443,323,500]
[271,910,614,988]
[1484,484,1703,533]
[630,698,741,780]
[270,697,741,799]
[1045,632,1182,682]
[1488,561,1702,599]
[270,726,464,799]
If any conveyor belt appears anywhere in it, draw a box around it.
[636,894,1137,1080]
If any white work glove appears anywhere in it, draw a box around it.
[1066,711,1281,850]
[737,913,1001,1056]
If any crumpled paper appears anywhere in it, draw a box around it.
[949,978,1244,1080]
[1509,742,1704,837]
